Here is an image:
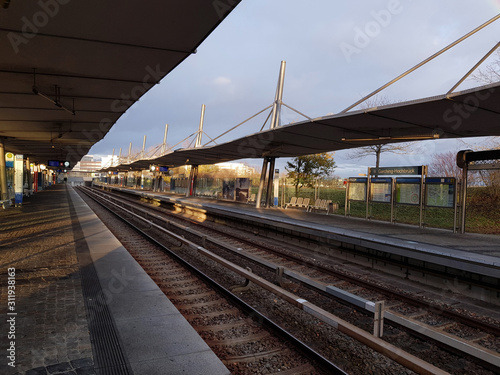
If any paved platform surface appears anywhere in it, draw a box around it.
[101,185,500,276]
[0,185,94,375]
[0,185,229,375]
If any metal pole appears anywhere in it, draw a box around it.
[345,180,349,217]
[390,178,395,224]
[460,164,468,234]
[366,169,371,220]
[192,165,198,196]
[265,158,276,207]
[185,166,191,197]
[373,301,385,338]
[255,158,268,208]
[128,142,132,163]
[256,61,286,208]
[196,105,205,148]
[142,135,147,159]
[420,166,426,228]
[0,139,9,201]
[281,178,285,208]
[453,178,458,234]
[447,41,500,95]
[26,158,31,195]
[34,165,38,193]
[162,124,169,154]
[111,148,115,167]
[341,13,500,113]
[270,61,286,129]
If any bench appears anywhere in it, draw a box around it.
[307,199,325,212]
[285,196,299,209]
[285,197,310,210]
[298,197,310,209]
[308,199,335,214]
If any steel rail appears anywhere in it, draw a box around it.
[81,186,452,375]
[91,186,500,370]
[78,186,346,375]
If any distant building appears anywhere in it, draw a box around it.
[72,155,102,172]
[216,162,256,176]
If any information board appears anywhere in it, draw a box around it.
[370,181,392,203]
[426,179,455,208]
[235,178,250,202]
[395,178,421,205]
[14,154,23,205]
[349,183,366,201]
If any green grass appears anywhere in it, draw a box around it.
[277,186,499,234]
[466,188,500,234]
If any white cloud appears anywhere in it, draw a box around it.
[89,0,500,162]
[213,76,232,86]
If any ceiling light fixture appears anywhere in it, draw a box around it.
[32,69,75,115]
[32,86,75,115]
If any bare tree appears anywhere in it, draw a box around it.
[348,95,414,176]
[470,47,500,147]
[428,151,463,179]
[471,49,500,84]
[464,139,500,200]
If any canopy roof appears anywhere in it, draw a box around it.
[0,0,240,164]
[105,81,500,171]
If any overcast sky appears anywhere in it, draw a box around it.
[89,0,500,177]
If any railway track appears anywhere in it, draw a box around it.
[119,241,323,374]
[80,186,500,374]
[77,186,344,375]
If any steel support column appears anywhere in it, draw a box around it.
[460,163,468,234]
[195,105,206,148]
[270,61,286,129]
[162,124,169,154]
[185,165,199,197]
[0,139,8,202]
[255,158,269,208]
[191,165,199,197]
[141,135,147,159]
[256,61,286,208]
[265,158,276,207]
[25,157,32,195]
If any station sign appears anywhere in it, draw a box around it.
[5,152,14,168]
[348,177,367,183]
[48,160,70,168]
[425,177,456,184]
[370,166,423,176]
[370,177,392,183]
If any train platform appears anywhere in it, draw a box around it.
[99,185,500,280]
[0,184,229,375]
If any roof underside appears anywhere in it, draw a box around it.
[0,0,240,164]
[107,81,500,171]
